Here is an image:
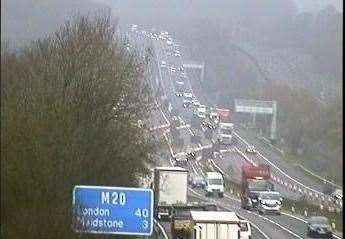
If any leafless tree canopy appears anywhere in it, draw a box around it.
[1,13,156,239]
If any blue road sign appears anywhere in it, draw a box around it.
[73,185,153,236]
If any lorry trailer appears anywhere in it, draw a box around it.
[153,167,188,220]
[172,210,251,239]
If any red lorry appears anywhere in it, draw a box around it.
[240,164,274,210]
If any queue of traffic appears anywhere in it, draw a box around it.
[129,24,339,239]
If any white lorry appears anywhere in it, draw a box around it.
[153,167,188,220]
[216,108,234,145]
[205,172,225,198]
[191,211,251,239]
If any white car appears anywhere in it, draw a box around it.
[174,52,181,57]
[183,92,193,100]
[167,40,173,45]
[161,61,167,68]
[246,145,257,154]
[192,99,200,107]
[257,192,282,215]
[240,220,252,239]
[176,80,185,85]
[181,72,187,79]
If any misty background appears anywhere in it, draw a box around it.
[1,0,343,182]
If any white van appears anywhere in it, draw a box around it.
[205,172,224,197]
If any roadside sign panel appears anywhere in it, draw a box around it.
[73,185,153,236]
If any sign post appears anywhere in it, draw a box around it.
[73,185,154,236]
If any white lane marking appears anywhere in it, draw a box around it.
[225,194,240,202]
[294,163,342,189]
[233,132,250,147]
[190,161,198,174]
[220,148,234,153]
[188,188,270,239]
[234,131,327,196]
[281,212,307,223]
[209,158,225,175]
[188,128,195,136]
[153,219,169,239]
[234,146,257,166]
[150,124,170,131]
[164,132,175,158]
[247,211,304,239]
[159,108,170,126]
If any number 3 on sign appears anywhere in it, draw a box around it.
[135,208,149,218]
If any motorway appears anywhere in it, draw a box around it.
[127,27,342,239]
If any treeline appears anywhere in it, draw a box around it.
[172,3,342,184]
[1,13,156,238]
[249,81,342,184]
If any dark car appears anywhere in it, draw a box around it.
[182,100,192,108]
[307,216,333,238]
[191,175,206,189]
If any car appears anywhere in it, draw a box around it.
[202,119,216,129]
[174,152,187,167]
[182,100,193,108]
[307,216,333,238]
[171,116,181,126]
[174,52,181,57]
[191,99,200,107]
[167,40,173,45]
[131,24,138,31]
[177,66,184,72]
[191,175,206,189]
[209,111,219,125]
[186,150,196,161]
[257,192,282,215]
[246,145,257,154]
[175,91,184,97]
[331,189,343,202]
[170,67,176,73]
[175,80,185,85]
[161,61,167,68]
[183,92,193,100]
